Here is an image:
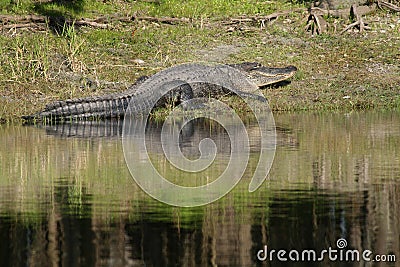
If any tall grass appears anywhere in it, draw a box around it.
[0,35,50,82]
[61,22,86,72]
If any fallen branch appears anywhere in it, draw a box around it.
[133,16,191,24]
[231,8,306,23]
[231,10,295,23]
[74,19,108,29]
[377,0,400,11]
[0,14,46,23]
[0,14,133,31]
[1,23,41,30]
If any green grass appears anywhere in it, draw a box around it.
[0,0,400,123]
[132,0,292,19]
[1,0,296,18]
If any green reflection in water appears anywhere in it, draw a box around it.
[0,111,399,220]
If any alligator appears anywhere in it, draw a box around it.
[22,62,297,122]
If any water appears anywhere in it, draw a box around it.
[0,111,399,266]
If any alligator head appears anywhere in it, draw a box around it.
[230,62,297,87]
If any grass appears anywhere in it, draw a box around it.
[61,22,87,72]
[1,34,50,82]
[0,0,400,123]
[1,0,295,18]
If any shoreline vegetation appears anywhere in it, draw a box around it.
[0,0,399,123]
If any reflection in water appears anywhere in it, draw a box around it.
[0,111,399,266]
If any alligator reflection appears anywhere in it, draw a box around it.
[0,111,399,266]
[40,118,298,151]
[43,119,125,138]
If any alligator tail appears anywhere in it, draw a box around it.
[22,94,133,123]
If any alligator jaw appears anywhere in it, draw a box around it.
[248,65,298,87]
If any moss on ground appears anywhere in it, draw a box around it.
[0,0,399,123]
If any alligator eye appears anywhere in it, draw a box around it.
[251,63,262,70]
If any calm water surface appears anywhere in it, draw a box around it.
[0,111,399,267]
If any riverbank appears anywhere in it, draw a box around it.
[1,0,399,123]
